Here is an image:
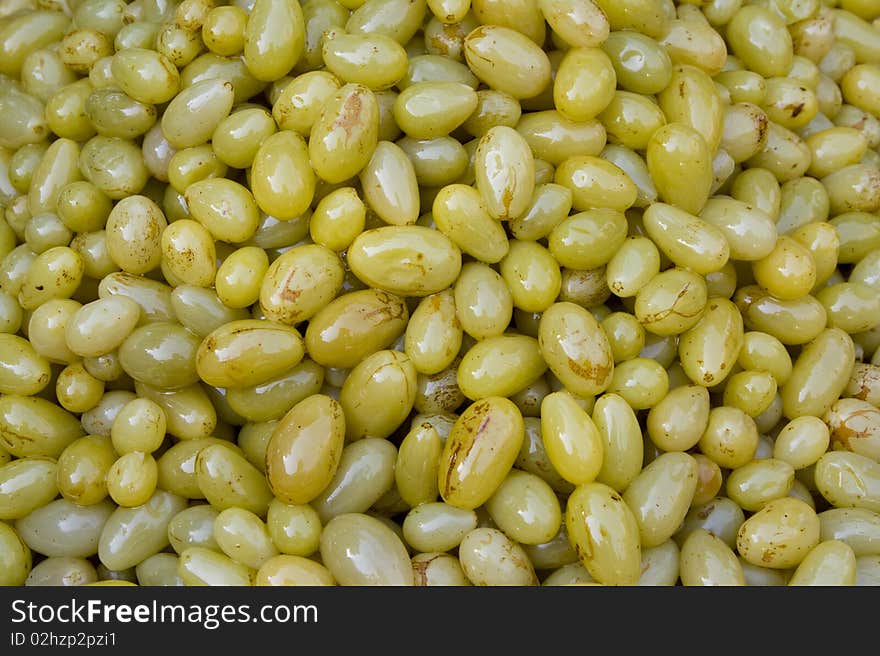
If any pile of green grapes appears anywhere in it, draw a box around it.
[1,0,880,586]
